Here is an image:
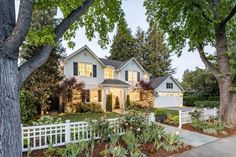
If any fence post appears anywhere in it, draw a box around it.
[149,113,155,122]
[178,110,182,129]
[21,124,24,151]
[65,120,71,143]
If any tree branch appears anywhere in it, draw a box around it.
[221,4,236,26]
[197,44,220,79]
[193,2,213,23]
[3,0,33,59]
[18,0,94,86]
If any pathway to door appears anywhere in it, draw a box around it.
[175,135,236,157]
[163,124,219,147]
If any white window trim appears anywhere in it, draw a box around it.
[78,62,93,77]
[128,71,138,82]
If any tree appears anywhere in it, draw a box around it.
[0,0,123,156]
[144,23,174,77]
[20,9,65,115]
[144,0,236,123]
[109,17,135,61]
[114,96,120,109]
[182,68,219,96]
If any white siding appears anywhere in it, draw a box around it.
[64,49,104,88]
[154,77,183,107]
[118,60,148,86]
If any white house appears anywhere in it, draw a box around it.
[62,45,184,111]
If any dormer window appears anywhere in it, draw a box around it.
[104,67,114,79]
[166,82,173,89]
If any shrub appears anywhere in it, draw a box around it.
[32,116,62,126]
[155,109,167,116]
[77,102,103,113]
[20,89,37,123]
[114,96,120,109]
[189,110,203,121]
[125,95,131,110]
[194,101,219,108]
[106,94,112,112]
[163,133,183,152]
[166,115,179,125]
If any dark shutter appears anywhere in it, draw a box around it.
[137,72,140,81]
[140,92,143,101]
[73,62,78,76]
[93,65,97,77]
[86,90,90,102]
[98,90,102,102]
[82,90,86,102]
[125,71,128,81]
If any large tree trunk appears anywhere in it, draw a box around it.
[218,79,236,124]
[0,58,22,157]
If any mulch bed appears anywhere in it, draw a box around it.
[181,124,236,138]
[27,141,192,157]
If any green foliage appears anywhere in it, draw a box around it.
[125,95,131,110]
[109,146,128,157]
[20,89,37,123]
[163,133,183,152]
[64,102,103,113]
[181,68,219,97]
[166,115,179,125]
[114,96,120,109]
[195,101,219,108]
[106,94,112,112]
[84,140,95,157]
[122,131,140,155]
[155,109,167,116]
[32,116,62,126]
[121,111,149,133]
[189,110,203,121]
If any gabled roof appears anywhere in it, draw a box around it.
[150,75,184,91]
[64,45,105,66]
[100,79,130,87]
[64,45,148,73]
[99,58,124,69]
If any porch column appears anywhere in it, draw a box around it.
[103,87,109,111]
[123,88,128,110]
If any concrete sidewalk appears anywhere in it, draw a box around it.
[175,135,236,157]
[163,124,218,147]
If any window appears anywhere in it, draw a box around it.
[129,91,140,101]
[90,90,98,102]
[128,71,137,81]
[79,63,93,77]
[166,82,173,89]
[158,92,182,96]
[104,67,114,79]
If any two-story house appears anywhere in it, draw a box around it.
[62,45,184,111]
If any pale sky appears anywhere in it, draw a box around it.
[16,0,210,80]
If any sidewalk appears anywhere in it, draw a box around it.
[163,124,219,147]
[175,135,236,157]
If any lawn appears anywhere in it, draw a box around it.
[135,107,179,116]
[49,112,120,122]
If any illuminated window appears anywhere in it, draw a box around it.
[128,71,137,81]
[104,67,114,79]
[129,91,140,101]
[79,63,85,76]
[79,63,92,77]
[90,90,98,102]
[166,83,173,89]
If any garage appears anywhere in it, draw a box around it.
[150,75,184,108]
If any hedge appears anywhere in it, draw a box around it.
[194,101,219,108]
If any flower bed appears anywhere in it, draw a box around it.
[24,111,191,157]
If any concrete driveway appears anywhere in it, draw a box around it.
[175,135,236,157]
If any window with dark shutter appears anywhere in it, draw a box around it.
[86,90,90,102]
[137,72,140,81]
[93,65,97,77]
[98,90,102,102]
[125,71,128,81]
[73,62,78,76]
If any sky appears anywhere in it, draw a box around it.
[16,0,209,80]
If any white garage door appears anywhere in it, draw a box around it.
[154,95,183,108]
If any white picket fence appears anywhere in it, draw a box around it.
[178,108,218,128]
[21,118,125,152]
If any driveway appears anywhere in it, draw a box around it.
[175,135,236,157]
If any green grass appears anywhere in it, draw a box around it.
[155,108,179,116]
[49,112,121,122]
